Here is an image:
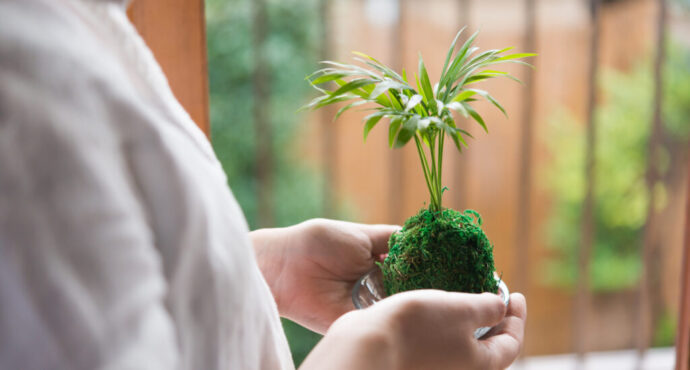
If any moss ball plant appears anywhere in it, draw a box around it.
[383,208,498,295]
[304,28,533,296]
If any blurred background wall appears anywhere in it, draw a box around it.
[205,0,690,365]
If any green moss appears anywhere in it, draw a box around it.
[381,208,498,296]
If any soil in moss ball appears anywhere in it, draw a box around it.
[381,208,499,296]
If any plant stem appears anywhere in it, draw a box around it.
[437,132,445,210]
[429,134,439,212]
[414,135,438,208]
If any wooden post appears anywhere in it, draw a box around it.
[513,0,537,359]
[127,0,210,136]
[513,0,537,298]
[574,0,601,363]
[637,0,667,364]
[388,0,405,223]
[677,159,690,370]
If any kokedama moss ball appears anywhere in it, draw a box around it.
[381,208,499,296]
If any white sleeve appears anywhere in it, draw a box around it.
[0,3,180,369]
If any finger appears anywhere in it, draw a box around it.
[480,293,527,368]
[482,329,522,369]
[507,293,527,321]
[465,292,507,328]
[400,291,506,334]
[358,224,401,255]
[485,293,526,338]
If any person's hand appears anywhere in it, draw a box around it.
[250,218,398,333]
[301,291,527,370]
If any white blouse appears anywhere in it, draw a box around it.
[0,0,294,369]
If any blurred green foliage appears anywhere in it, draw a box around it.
[543,43,690,292]
[206,0,327,229]
[653,309,678,347]
[206,0,326,365]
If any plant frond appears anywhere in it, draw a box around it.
[303,28,534,211]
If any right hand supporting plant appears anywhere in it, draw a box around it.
[300,291,527,370]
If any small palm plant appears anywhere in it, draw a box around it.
[304,28,534,296]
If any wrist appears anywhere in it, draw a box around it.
[250,226,293,314]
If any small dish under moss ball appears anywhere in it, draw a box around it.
[352,266,509,339]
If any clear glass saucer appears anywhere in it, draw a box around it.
[352,266,510,339]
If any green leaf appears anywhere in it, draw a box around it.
[447,128,465,152]
[352,51,406,82]
[439,119,470,152]
[463,103,488,132]
[463,70,522,85]
[456,127,473,138]
[441,30,479,88]
[405,94,423,112]
[388,117,403,147]
[440,27,467,87]
[426,116,443,126]
[363,113,384,141]
[300,95,328,111]
[453,49,503,85]
[467,88,507,117]
[463,49,501,70]
[414,73,424,100]
[446,101,469,117]
[452,90,478,102]
[418,118,431,130]
[314,95,356,110]
[310,72,348,85]
[387,90,404,110]
[335,100,369,121]
[301,92,357,111]
[434,99,445,113]
[395,116,419,148]
[455,131,468,147]
[318,61,381,80]
[470,69,508,77]
[359,82,394,107]
[418,54,436,105]
[493,52,537,62]
[369,80,406,100]
[332,78,377,97]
